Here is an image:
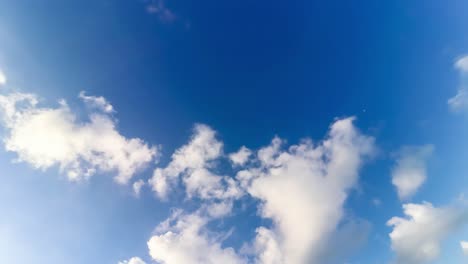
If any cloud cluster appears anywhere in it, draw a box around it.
[239,117,375,263]
[149,124,242,200]
[0,91,157,184]
[388,202,468,264]
[391,145,433,200]
[143,117,375,264]
[148,209,245,264]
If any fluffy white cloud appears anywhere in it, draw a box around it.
[388,202,468,264]
[391,145,433,200]
[239,117,375,263]
[133,179,145,197]
[0,92,157,184]
[461,241,468,255]
[147,210,245,264]
[455,56,468,73]
[141,118,375,264]
[0,69,6,86]
[79,91,114,113]
[229,146,252,166]
[118,257,147,264]
[149,124,242,200]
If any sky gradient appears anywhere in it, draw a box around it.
[1,1,468,263]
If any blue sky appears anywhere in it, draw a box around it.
[1,0,468,263]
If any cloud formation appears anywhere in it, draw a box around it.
[455,56,468,73]
[448,56,468,112]
[118,257,147,264]
[391,145,433,200]
[229,146,252,166]
[239,117,375,263]
[0,69,6,86]
[147,209,245,264]
[149,124,242,200]
[388,202,468,264]
[145,117,375,264]
[0,91,157,184]
[461,241,468,256]
[133,179,145,197]
[79,91,114,113]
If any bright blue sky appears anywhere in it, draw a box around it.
[1,1,468,264]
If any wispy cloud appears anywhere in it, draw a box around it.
[145,0,177,23]
[118,257,147,264]
[448,55,468,112]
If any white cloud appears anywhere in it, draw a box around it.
[448,88,468,112]
[0,69,6,86]
[0,92,157,184]
[203,200,234,218]
[79,91,114,113]
[133,179,145,197]
[391,145,433,200]
[461,241,468,255]
[118,257,147,264]
[147,210,245,264]
[149,124,242,200]
[140,118,375,264]
[240,117,375,263]
[229,146,252,166]
[455,56,468,73]
[448,56,468,112]
[388,202,468,264]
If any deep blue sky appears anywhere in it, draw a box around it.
[1,0,468,263]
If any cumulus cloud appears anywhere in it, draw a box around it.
[140,117,375,264]
[391,145,433,200]
[239,117,375,263]
[149,124,242,200]
[455,56,468,73]
[387,202,468,264]
[0,91,157,184]
[147,209,245,264]
[79,91,114,113]
[229,146,252,166]
[0,69,6,86]
[118,257,147,264]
